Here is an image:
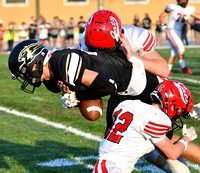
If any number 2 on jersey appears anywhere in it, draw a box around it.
[104,109,133,144]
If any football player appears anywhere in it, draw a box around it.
[160,0,200,74]
[74,10,200,171]
[93,80,197,173]
[8,39,146,98]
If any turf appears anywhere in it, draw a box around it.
[0,47,200,172]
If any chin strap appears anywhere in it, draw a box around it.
[43,51,51,66]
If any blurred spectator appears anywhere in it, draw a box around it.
[133,14,141,27]
[28,16,37,39]
[193,18,200,45]
[78,16,86,44]
[0,19,4,53]
[18,22,28,42]
[37,15,44,25]
[6,21,16,52]
[66,17,76,48]
[37,17,50,46]
[51,16,60,51]
[181,23,189,45]
[155,20,163,46]
[142,13,152,32]
[59,19,67,49]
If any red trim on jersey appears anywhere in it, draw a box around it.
[143,32,150,46]
[143,32,155,52]
[148,121,171,129]
[146,39,156,52]
[101,160,108,173]
[94,159,100,173]
[157,76,167,82]
[166,30,181,51]
[144,128,169,136]
[146,125,170,132]
[144,121,170,136]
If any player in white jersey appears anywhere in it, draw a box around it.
[93,80,197,173]
[80,24,169,78]
[160,0,200,75]
[63,10,200,171]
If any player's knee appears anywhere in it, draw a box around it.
[179,47,185,55]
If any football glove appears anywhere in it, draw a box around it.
[61,91,79,109]
[190,103,200,120]
[161,24,167,31]
[182,124,197,141]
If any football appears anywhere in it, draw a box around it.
[79,98,103,121]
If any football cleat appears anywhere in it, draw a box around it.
[181,67,192,75]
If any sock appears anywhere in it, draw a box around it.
[179,59,185,69]
[168,64,173,71]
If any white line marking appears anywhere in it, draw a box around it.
[168,76,200,84]
[0,106,200,172]
[0,106,102,142]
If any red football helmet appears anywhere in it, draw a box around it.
[85,10,122,49]
[150,80,193,131]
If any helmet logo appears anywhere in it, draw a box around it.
[18,43,43,70]
[174,81,189,104]
[110,16,120,42]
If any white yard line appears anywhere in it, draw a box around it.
[0,106,102,142]
[0,106,200,172]
[168,76,200,84]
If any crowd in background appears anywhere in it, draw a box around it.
[0,13,200,54]
[0,15,86,53]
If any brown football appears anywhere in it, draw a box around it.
[79,98,103,121]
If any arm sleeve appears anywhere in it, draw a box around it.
[139,30,156,55]
[140,108,172,144]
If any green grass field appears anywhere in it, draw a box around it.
[0,48,200,173]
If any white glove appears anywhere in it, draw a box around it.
[190,103,200,120]
[161,24,167,31]
[61,91,79,109]
[182,124,197,141]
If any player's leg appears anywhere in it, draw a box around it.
[144,149,190,173]
[166,30,192,74]
[93,159,123,173]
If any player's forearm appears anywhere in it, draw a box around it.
[141,52,170,78]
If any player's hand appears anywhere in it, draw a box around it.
[182,124,197,141]
[61,91,80,109]
[57,80,68,92]
[119,34,132,60]
[190,103,200,120]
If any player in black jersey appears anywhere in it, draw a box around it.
[8,39,146,100]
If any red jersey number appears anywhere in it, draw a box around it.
[176,13,187,23]
[105,109,133,144]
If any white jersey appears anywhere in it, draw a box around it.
[78,25,157,96]
[165,3,195,31]
[94,100,171,173]
[79,25,156,57]
[122,25,156,56]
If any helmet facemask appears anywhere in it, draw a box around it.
[177,0,188,8]
[9,39,50,94]
[150,80,193,133]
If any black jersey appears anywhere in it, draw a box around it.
[106,71,160,132]
[48,48,132,98]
